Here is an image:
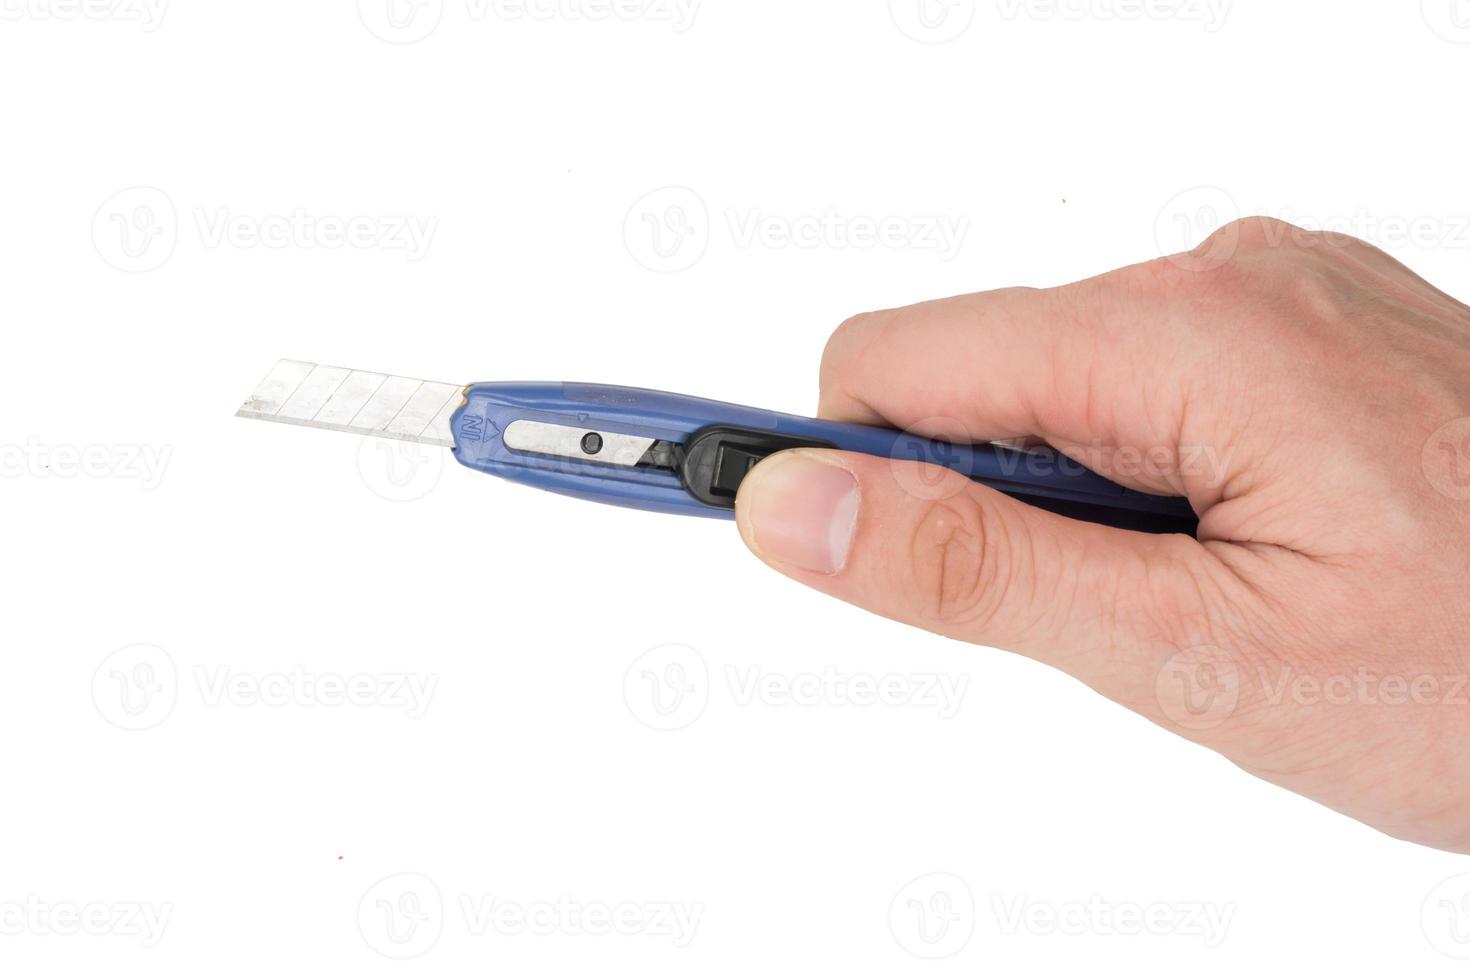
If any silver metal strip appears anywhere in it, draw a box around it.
[503,419,656,467]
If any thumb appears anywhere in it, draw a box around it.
[734,447,1232,701]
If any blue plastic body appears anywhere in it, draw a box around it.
[450,382,1195,526]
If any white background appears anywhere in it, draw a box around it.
[3,0,1470,976]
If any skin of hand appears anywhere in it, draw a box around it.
[733,217,1470,853]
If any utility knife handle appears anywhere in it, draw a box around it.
[450,382,1197,535]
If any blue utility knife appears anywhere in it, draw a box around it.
[238,359,1197,535]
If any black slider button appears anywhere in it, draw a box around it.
[710,445,762,497]
[680,425,836,508]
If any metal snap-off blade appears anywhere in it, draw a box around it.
[236,359,465,448]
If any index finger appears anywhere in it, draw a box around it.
[817,261,1214,499]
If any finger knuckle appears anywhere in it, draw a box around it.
[1137,216,1318,303]
[908,495,1012,630]
[1213,216,1371,269]
[822,310,881,370]
[819,310,893,406]
[1218,215,1300,251]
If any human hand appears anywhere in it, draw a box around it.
[734,217,1470,853]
